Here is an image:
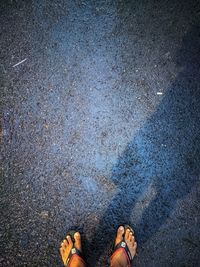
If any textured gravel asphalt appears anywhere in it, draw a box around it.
[0,1,200,266]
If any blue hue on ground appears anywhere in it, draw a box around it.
[0,1,200,266]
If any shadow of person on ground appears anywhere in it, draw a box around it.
[87,25,200,266]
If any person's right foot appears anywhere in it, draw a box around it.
[110,226,137,267]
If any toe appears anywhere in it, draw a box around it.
[129,232,133,242]
[117,226,125,236]
[60,239,67,250]
[59,246,63,254]
[63,239,68,248]
[74,232,82,251]
[60,241,66,256]
[125,228,130,241]
[59,247,64,256]
[66,235,73,246]
[115,226,124,245]
[133,241,137,251]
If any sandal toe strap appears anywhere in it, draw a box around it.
[65,248,84,266]
[114,241,133,263]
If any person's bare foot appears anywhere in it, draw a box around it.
[60,232,85,267]
[110,226,137,267]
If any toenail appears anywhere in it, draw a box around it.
[74,232,79,237]
[119,226,123,230]
[67,235,70,239]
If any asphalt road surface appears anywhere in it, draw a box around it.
[1,1,200,266]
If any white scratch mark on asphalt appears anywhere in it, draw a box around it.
[157,92,163,95]
[12,58,27,67]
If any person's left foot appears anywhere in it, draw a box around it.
[60,232,84,266]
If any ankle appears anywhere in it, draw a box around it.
[70,256,86,267]
[110,259,129,267]
[110,250,129,267]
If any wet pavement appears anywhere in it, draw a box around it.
[0,1,200,266]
